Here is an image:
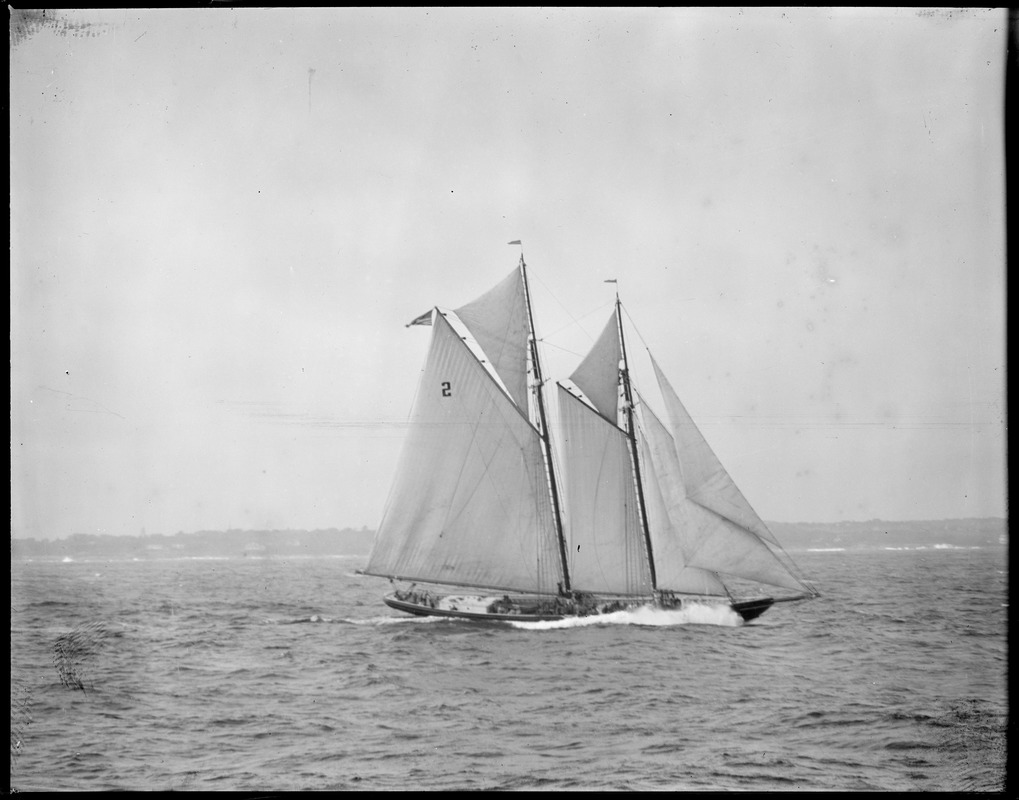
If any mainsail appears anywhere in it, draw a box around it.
[556,384,652,596]
[365,310,561,593]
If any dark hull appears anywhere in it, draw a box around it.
[383,593,777,624]
[730,598,775,623]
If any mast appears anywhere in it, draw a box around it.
[615,294,658,591]
[519,250,571,594]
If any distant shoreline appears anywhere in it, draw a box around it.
[10,526,375,561]
[9,518,1006,561]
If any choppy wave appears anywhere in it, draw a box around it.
[10,547,1007,791]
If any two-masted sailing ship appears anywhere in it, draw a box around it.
[363,247,818,623]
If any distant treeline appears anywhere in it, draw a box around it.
[768,518,1006,550]
[10,518,1006,560]
[11,527,376,560]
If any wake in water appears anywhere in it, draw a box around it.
[509,602,743,630]
[269,601,745,629]
[355,614,449,626]
[271,613,458,626]
[284,603,746,629]
[273,615,336,624]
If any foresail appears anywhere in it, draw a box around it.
[557,384,653,596]
[454,267,530,410]
[638,391,805,593]
[366,312,561,593]
[569,309,622,423]
[649,355,780,546]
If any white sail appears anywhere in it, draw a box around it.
[569,308,622,423]
[366,312,561,593]
[557,384,652,596]
[636,427,729,596]
[638,396,805,592]
[454,268,530,410]
[370,259,815,623]
[649,354,780,546]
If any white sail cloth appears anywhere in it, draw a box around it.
[565,307,808,594]
[556,385,652,596]
[638,394,804,592]
[454,267,531,410]
[569,308,622,424]
[649,355,780,546]
[370,266,810,602]
[366,312,560,592]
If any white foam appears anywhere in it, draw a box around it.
[509,602,742,630]
[362,614,447,626]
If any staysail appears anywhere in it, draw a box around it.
[649,354,779,545]
[365,311,561,593]
[637,393,805,592]
[636,425,729,596]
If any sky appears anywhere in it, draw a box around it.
[10,7,1007,539]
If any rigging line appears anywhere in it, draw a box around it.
[536,339,587,359]
[765,538,817,593]
[537,299,617,343]
[618,301,657,359]
[529,270,614,345]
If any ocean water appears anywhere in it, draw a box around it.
[10,544,1008,791]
